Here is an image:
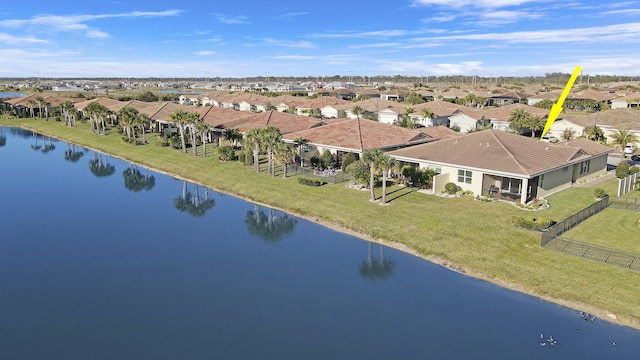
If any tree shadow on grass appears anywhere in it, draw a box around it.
[383,186,418,203]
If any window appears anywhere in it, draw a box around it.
[457,169,472,184]
[580,160,591,175]
[539,174,545,188]
[428,165,442,174]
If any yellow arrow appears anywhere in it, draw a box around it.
[540,65,582,139]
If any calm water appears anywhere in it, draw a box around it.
[1,126,639,360]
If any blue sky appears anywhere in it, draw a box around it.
[1,0,639,78]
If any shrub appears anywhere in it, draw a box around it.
[345,160,370,186]
[594,188,607,199]
[297,177,325,186]
[630,166,640,175]
[216,145,236,161]
[310,156,320,169]
[616,161,630,179]
[320,150,334,169]
[444,182,458,195]
[341,153,356,171]
[511,216,554,231]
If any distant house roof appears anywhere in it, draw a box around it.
[388,129,611,178]
[482,103,550,121]
[562,108,640,130]
[211,110,324,134]
[283,118,454,152]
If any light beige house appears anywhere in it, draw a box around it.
[610,94,640,109]
[388,130,611,203]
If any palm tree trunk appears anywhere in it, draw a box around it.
[381,171,388,204]
[369,161,376,201]
[253,148,260,172]
[178,125,187,153]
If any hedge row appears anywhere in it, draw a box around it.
[297,177,326,186]
[511,216,555,231]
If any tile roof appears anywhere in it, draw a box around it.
[212,110,324,134]
[388,129,611,177]
[563,108,640,129]
[283,118,447,152]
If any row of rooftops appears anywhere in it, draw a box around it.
[2,93,615,178]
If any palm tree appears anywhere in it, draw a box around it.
[527,115,545,138]
[352,105,364,120]
[261,126,282,176]
[244,128,263,172]
[26,99,36,118]
[610,129,639,152]
[169,109,188,153]
[136,113,150,144]
[362,147,384,202]
[59,101,75,127]
[274,142,296,178]
[196,120,210,157]
[118,106,138,142]
[560,128,576,141]
[293,137,309,167]
[420,107,434,126]
[377,153,397,204]
[41,100,51,121]
[223,128,241,149]
[185,112,202,156]
[508,108,530,135]
[35,96,44,118]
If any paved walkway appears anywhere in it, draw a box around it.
[573,171,616,188]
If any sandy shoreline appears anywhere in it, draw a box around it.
[16,124,640,331]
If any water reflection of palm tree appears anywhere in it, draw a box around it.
[0,127,6,147]
[41,136,55,153]
[123,164,155,192]
[245,204,296,243]
[64,143,84,162]
[89,151,115,178]
[173,181,215,217]
[31,133,42,151]
[359,242,396,281]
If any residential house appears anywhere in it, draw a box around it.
[487,91,527,106]
[610,94,640,109]
[388,129,611,203]
[282,118,457,166]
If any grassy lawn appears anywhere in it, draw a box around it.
[2,115,640,327]
[563,208,640,253]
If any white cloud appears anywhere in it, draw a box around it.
[0,33,50,44]
[0,10,181,39]
[262,38,315,48]
[412,0,540,8]
[274,12,308,20]
[602,8,640,16]
[195,51,215,56]
[214,14,250,24]
[375,60,483,75]
[272,55,316,60]
[410,22,640,44]
[309,30,419,39]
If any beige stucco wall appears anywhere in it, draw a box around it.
[548,119,585,139]
[537,166,573,198]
